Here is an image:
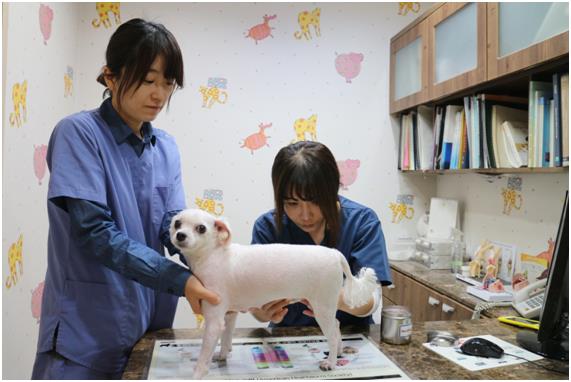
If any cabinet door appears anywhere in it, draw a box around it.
[487,2,569,80]
[439,293,475,321]
[407,277,443,322]
[383,269,403,303]
[427,2,487,100]
[390,20,429,113]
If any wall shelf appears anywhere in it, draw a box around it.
[400,167,569,175]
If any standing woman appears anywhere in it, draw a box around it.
[250,141,392,327]
[32,19,219,379]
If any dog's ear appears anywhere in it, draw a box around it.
[214,218,232,247]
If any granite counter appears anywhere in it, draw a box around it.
[122,318,567,379]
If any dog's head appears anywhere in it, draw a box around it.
[170,209,232,257]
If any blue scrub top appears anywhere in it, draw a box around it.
[36,99,186,374]
[251,195,392,327]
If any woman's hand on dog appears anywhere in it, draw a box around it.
[185,275,221,314]
[249,299,290,323]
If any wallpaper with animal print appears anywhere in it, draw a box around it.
[3,2,567,378]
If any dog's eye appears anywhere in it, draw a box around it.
[195,225,206,234]
[174,220,181,229]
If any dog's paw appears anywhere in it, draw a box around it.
[192,366,208,380]
[212,351,231,362]
[342,345,359,354]
[319,360,335,371]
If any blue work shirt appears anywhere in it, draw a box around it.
[36,98,189,374]
[251,195,392,327]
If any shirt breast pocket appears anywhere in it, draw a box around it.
[152,185,171,226]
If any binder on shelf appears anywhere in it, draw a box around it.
[528,81,552,168]
[548,99,555,168]
[552,73,562,167]
[560,74,569,167]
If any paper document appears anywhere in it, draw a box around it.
[148,334,409,379]
[423,334,542,371]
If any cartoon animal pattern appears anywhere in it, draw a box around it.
[92,2,121,29]
[39,4,54,45]
[9,81,28,128]
[337,159,361,190]
[33,145,49,185]
[195,197,225,216]
[199,86,228,108]
[501,187,523,215]
[64,66,73,97]
[246,14,276,44]
[389,202,414,223]
[335,52,364,83]
[31,281,45,323]
[294,8,321,40]
[398,2,420,16]
[292,114,318,143]
[240,123,272,154]
[5,234,24,289]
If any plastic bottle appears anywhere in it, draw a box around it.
[451,228,465,274]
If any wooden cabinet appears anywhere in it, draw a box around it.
[426,2,487,100]
[487,2,569,80]
[389,19,429,113]
[389,2,569,113]
[382,268,475,322]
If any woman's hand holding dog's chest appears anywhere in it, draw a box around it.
[249,299,291,323]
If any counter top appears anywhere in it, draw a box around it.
[122,318,567,380]
[390,260,518,318]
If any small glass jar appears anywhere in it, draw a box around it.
[381,306,413,345]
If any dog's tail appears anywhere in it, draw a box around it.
[339,254,378,308]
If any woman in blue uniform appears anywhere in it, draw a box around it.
[250,141,392,327]
[32,19,219,379]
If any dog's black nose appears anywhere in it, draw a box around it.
[176,232,187,242]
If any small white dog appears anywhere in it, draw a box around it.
[170,208,379,379]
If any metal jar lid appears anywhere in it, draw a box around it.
[381,305,411,319]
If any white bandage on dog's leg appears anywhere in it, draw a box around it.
[352,286,381,318]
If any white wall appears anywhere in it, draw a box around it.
[436,173,568,256]
[3,2,433,378]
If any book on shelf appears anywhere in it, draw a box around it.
[549,99,555,168]
[539,95,553,167]
[462,97,472,168]
[501,120,528,168]
[552,73,562,167]
[433,106,445,169]
[492,104,528,168]
[561,74,569,166]
[528,81,552,168]
[471,97,480,169]
[417,105,435,170]
[479,94,527,169]
[440,105,462,169]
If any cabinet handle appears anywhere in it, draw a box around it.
[442,303,455,313]
[428,296,440,306]
[387,285,396,289]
